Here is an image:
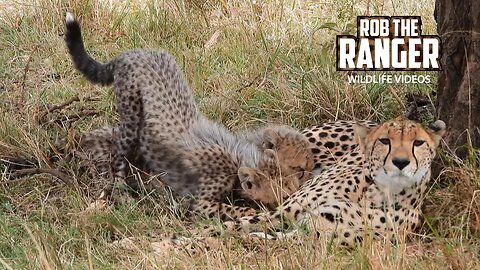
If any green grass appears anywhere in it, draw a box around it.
[0,0,479,268]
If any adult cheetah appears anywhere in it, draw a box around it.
[64,13,313,219]
[224,117,446,246]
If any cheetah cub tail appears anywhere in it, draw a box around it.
[64,12,114,85]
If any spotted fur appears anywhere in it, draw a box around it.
[224,117,446,246]
[64,13,313,219]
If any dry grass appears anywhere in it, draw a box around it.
[0,0,479,268]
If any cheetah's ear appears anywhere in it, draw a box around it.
[426,120,446,147]
[238,167,260,191]
[263,149,277,163]
[263,128,280,150]
[262,149,279,171]
[353,123,374,148]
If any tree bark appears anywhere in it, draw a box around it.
[435,0,480,157]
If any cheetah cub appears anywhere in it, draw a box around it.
[64,13,313,219]
[72,124,313,208]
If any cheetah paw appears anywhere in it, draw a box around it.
[248,231,278,240]
[151,234,221,256]
[223,221,236,231]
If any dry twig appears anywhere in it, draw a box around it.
[38,95,100,125]
[10,168,74,187]
[38,95,80,122]
[53,109,99,125]
[19,46,38,107]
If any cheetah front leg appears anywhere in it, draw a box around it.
[189,174,259,220]
[213,210,291,241]
[190,198,258,221]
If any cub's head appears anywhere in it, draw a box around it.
[238,149,304,207]
[261,127,315,183]
[355,117,446,193]
[238,126,314,206]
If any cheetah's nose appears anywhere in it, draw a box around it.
[392,158,410,170]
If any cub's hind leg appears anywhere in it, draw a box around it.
[93,66,145,203]
[111,63,144,179]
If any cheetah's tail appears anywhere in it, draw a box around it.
[65,12,113,85]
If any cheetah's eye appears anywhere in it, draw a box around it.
[413,140,425,147]
[379,138,390,145]
[295,167,306,178]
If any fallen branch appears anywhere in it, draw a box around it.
[0,156,38,172]
[10,168,74,187]
[54,109,100,125]
[235,74,263,93]
[38,95,80,123]
[38,95,100,124]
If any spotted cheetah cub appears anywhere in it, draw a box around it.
[72,125,313,208]
[64,13,313,219]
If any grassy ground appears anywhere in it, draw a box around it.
[0,0,479,269]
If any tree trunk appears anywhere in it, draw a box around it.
[434,0,480,157]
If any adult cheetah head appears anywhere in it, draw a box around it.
[355,117,446,193]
